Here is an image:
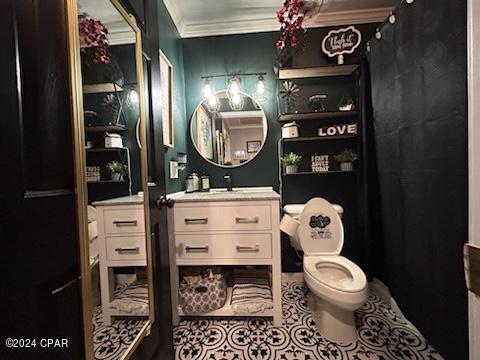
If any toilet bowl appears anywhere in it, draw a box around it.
[282,198,367,342]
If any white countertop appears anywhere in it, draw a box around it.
[92,194,143,207]
[168,187,280,203]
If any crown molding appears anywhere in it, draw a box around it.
[163,1,393,39]
[163,0,186,36]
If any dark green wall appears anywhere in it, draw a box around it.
[183,32,281,189]
[182,25,377,190]
[158,1,188,193]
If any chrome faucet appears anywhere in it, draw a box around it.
[223,173,233,191]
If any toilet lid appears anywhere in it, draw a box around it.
[298,198,344,255]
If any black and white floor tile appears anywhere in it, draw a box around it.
[173,282,443,360]
[92,284,147,360]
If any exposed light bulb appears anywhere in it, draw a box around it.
[207,94,217,107]
[203,79,214,99]
[256,75,265,95]
[231,93,242,105]
[389,13,396,24]
[228,76,241,98]
[406,0,414,3]
[375,30,382,40]
[128,89,139,103]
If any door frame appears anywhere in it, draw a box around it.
[467,0,480,358]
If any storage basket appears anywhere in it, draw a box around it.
[179,269,227,314]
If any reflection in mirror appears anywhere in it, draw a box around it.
[77,0,151,358]
[191,91,268,167]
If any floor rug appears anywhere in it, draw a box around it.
[173,282,443,360]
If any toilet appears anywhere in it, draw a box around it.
[281,198,368,342]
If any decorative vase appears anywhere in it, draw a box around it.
[285,165,298,174]
[340,162,353,172]
[284,97,296,114]
[111,173,122,181]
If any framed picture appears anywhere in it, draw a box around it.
[159,51,174,148]
[195,105,213,159]
[247,140,261,153]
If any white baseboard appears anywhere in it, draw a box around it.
[282,272,304,283]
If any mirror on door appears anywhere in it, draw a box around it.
[74,0,153,358]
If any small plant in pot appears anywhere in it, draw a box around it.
[334,149,358,172]
[281,152,302,174]
[106,161,127,181]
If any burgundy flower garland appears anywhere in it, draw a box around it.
[79,14,111,64]
[276,0,309,50]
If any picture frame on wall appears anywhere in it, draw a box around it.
[195,105,213,159]
[247,140,261,153]
[159,50,174,148]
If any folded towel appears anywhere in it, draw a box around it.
[231,278,273,314]
[110,282,148,316]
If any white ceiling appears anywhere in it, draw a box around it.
[163,0,400,38]
[78,0,135,45]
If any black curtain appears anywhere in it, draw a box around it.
[367,0,468,359]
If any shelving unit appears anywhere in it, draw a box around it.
[282,134,356,142]
[278,64,359,79]
[85,124,127,133]
[86,147,128,152]
[83,83,123,94]
[278,111,359,122]
[283,171,355,176]
[277,63,364,273]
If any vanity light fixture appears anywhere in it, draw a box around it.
[227,76,241,99]
[229,92,244,111]
[202,78,214,99]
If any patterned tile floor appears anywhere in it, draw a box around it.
[173,282,443,360]
[92,283,147,360]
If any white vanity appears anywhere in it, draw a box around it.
[168,187,282,326]
[93,195,147,324]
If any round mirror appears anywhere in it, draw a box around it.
[190,90,268,167]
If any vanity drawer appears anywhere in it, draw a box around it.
[104,208,145,234]
[175,233,271,260]
[174,204,271,232]
[106,235,146,262]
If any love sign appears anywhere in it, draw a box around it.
[321,26,362,64]
[318,123,357,137]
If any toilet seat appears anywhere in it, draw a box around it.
[303,256,366,293]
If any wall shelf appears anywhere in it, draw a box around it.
[86,147,128,152]
[283,171,355,176]
[87,180,128,184]
[83,83,123,94]
[278,111,359,122]
[282,135,356,142]
[85,125,127,133]
[278,64,359,80]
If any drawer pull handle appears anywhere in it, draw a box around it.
[185,245,209,253]
[235,217,259,224]
[115,247,140,254]
[236,245,260,252]
[184,217,208,224]
[113,220,138,226]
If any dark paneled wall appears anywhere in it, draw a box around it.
[368,1,468,358]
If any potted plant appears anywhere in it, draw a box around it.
[281,152,302,174]
[106,161,127,181]
[334,149,358,172]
